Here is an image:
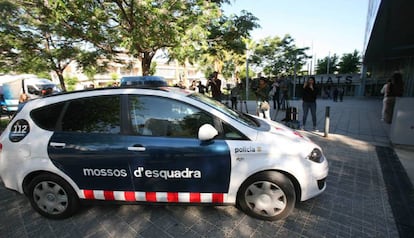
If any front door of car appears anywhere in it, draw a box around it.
[126,95,231,194]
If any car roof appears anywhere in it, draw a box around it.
[32,86,193,101]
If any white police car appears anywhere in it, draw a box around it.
[0,87,328,221]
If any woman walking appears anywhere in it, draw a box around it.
[301,77,318,131]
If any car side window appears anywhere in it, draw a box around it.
[222,121,248,140]
[31,102,65,131]
[129,95,215,138]
[60,95,121,134]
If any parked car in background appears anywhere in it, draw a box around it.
[0,74,61,112]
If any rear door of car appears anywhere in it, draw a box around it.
[46,94,135,192]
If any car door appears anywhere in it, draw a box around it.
[126,95,231,196]
[47,95,135,191]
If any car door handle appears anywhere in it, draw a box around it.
[128,145,146,152]
[50,142,66,148]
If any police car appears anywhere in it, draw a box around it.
[0,87,328,221]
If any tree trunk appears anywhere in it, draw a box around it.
[141,52,155,76]
[56,70,67,91]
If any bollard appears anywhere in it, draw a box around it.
[324,106,330,137]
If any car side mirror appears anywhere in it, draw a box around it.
[198,124,218,141]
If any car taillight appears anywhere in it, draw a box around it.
[0,143,2,151]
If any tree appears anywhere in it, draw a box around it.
[196,10,259,77]
[316,54,339,75]
[338,50,361,74]
[56,0,231,77]
[166,8,258,87]
[0,1,106,91]
[250,35,309,77]
[2,0,240,89]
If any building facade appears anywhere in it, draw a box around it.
[361,0,414,97]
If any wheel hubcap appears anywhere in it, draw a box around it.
[33,181,68,215]
[245,181,287,217]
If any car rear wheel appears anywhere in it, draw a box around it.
[237,171,296,221]
[27,174,79,219]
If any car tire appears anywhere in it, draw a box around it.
[27,174,79,219]
[237,171,296,221]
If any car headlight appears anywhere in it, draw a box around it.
[307,148,323,163]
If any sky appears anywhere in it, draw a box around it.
[222,0,369,60]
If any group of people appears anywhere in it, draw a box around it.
[253,76,325,131]
[182,71,405,128]
[207,71,243,110]
[184,72,243,111]
[254,77,290,120]
[254,76,318,130]
[300,72,404,129]
[177,71,223,101]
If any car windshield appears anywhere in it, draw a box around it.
[188,93,259,128]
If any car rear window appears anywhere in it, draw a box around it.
[60,95,121,134]
[31,102,65,130]
[31,95,121,134]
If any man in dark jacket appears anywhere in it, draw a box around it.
[208,71,222,101]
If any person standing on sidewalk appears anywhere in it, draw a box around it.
[333,87,339,102]
[338,86,345,102]
[380,78,391,121]
[207,71,222,102]
[255,77,271,119]
[383,72,404,124]
[301,76,318,131]
[230,83,241,110]
[269,78,280,110]
[279,79,288,110]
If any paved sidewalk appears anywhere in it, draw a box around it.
[1,97,413,237]
[236,98,390,145]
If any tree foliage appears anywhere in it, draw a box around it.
[1,0,248,90]
[316,54,339,75]
[337,50,361,74]
[56,0,227,76]
[201,10,259,79]
[316,50,361,74]
[250,35,309,77]
[1,0,361,92]
[0,0,106,91]
[166,8,259,85]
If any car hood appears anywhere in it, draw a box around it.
[254,119,320,156]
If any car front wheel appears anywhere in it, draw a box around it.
[237,171,296,221]
[27,174,79,219]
